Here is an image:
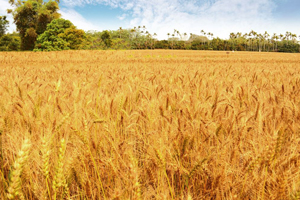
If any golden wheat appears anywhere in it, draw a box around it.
[0,50,300,199]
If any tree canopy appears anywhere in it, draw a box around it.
[0,16,9,38]
[0,33,21,51]
[34,18,87,51]
[8,0,60,50]
[101,30,112,48]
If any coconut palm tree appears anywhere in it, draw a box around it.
[130,28,136,40]
[271,33,276,51]
[229,32,236,50]
[263,31,270,51]
[291,33,297,42]
[119,27,123,39]
[151,33,157,50]
[207,32,212,49]
[183,32,187,39]
[200,30,206,47]
[176,30,181,39]
[171,34,175,49]
[258,33,264,52]
[243,33,248,50]
[275,34,279,51]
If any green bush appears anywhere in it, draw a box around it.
[34,18,87,51]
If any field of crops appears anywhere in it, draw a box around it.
[1,50,300,199]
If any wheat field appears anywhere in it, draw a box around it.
[1,50,300,199]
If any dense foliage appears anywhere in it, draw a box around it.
[100,30,112,48]
[0,16,9,38]
[0,16,20,51]
[0,33,21,51]
[85,29,300,53]
[8,0,60,50]
[34,18,87,51]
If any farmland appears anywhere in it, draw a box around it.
[1,50,300,199]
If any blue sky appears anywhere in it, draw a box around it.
[1,0,299,39]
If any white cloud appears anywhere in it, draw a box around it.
[60,8,102,31]
[61,0,282,39]
[117,13,127,20]
[2,0,297,39]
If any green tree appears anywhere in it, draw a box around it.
[8,0,60,51]
[0,16,9,38]
[101,30,112,48]
[0,32,21,51]
[34,18,87,51]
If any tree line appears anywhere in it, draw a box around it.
[0,0,299,52]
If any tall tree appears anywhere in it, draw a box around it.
[101,30,112,48]
[8,0,60,50]
[34,18,86,51]
[119,27,123,39]
[243,33,248,50]
[0,16,9,38]
[263,31,269,51]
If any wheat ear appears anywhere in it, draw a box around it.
[52,138,66,200]
[7,138,31,200]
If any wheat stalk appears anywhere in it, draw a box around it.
[7,138,31,200]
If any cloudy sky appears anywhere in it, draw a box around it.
[1,0,299,39]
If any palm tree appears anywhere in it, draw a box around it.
[119,27,122,39]
[207,32,211,38]
[207,32,212,49]
[249,30,258,51]
[291,33,297,42]
[229,32,236,50]
[200,30,205,47]
[176,30,181,40]
[248,31,253,50]
[279,34,283,41]
[151,33,157,50]
[171,34,175,49]
[258,33,263,52]
[286,31,291,40]
[130,28,136,41]
[275,34,279,51]
[249,30,257,51]
[243,33,248,50]
[271,33,276,51]
[190,33,193,41]
[263,31,270,51]
[167,33,170,49]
